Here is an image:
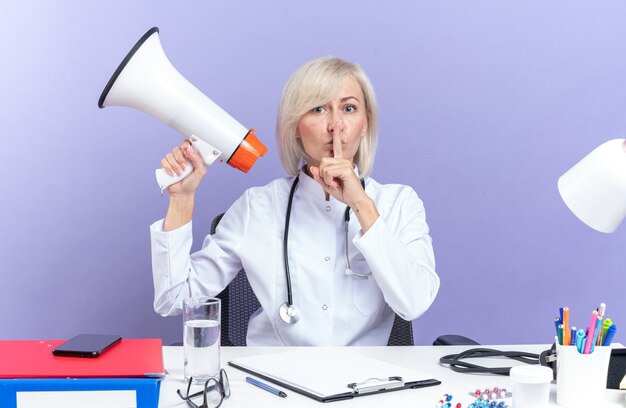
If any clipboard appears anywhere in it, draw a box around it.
[228,349,440,402]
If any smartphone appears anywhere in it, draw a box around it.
[52,334,122,358]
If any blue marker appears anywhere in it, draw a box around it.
[246,376,287,398]
[602,324,617,347]
[554,317,562,338]
[575,329,585,354]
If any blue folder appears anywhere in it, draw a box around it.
[0,377,161,408]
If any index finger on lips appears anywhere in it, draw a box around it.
[333,126,343,159]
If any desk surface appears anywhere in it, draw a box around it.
[158,345,625,407]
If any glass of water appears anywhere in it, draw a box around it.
[183,297,221,384]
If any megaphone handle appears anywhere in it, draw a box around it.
[154,137,222,191]
[155,163,194,190]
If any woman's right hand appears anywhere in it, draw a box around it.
[161,140,207,198]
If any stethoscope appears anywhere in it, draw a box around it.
[279,174,367,324]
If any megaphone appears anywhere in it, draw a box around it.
[98,27,268,190]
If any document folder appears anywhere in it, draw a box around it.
[0,338,165,378]
[229,348,440,402]
[0,377,161,408]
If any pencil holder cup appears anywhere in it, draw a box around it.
[556,344,611,407]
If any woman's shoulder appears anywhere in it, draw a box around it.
[365,177,418,198]
[246,174,293,193]
[365,177,425,211]
[238,174,295,204]
[221,175,294,228]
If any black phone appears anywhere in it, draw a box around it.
[52,334,122,358]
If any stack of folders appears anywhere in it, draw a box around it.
[0,338,165,408]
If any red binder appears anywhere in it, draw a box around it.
[0,338,165,378]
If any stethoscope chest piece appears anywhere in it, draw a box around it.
[279,302,300,324]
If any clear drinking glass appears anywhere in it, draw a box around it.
[183,297,221,384]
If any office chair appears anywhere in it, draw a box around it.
[433,334,480,346]
[211,212,415,346]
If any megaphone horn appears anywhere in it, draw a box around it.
[98,27,267,190]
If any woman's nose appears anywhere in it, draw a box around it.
[328,119,344,133]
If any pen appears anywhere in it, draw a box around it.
[590,316,603,353]
[554,317,561,338]
[602,318,613,342]
[596,303,606,346]
[602,324,617,347]
[575,329,585,353]
[562,307,570,346]
[583,310,598,354]
[246,376,287,398]
[598,303,606,317]
[554,317,563,333]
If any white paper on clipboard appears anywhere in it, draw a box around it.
[228,348,439,401]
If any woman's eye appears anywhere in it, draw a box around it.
[344,105,356,113]
[312,106,325,113]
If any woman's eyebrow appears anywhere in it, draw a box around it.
[339,96,360,103]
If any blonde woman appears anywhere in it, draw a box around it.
[150,56,439,346]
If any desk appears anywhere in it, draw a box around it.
[158,345,626,407]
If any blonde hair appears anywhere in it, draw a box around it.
[276,56,379,177]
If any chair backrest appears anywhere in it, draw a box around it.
[387,315,414,346]
[210,212,413,346]
[211,213,260,346]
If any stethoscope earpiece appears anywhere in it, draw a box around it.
[279,302,300,324]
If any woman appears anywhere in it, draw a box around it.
[150,56,439,346]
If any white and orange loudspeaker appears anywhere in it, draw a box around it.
[98,27,267,189]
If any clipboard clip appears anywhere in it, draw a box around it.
[347,376,405,394]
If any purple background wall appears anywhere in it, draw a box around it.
[1,1,625,346]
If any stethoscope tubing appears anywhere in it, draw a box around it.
[281,175,365,324]
[283,176,300,306]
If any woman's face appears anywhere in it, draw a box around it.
[296,76,368,168]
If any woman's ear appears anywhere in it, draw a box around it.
[360,114,369,137]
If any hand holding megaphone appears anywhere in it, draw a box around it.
[158,140,208,196]
[98,27,267,191]
[155,135,219,190]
